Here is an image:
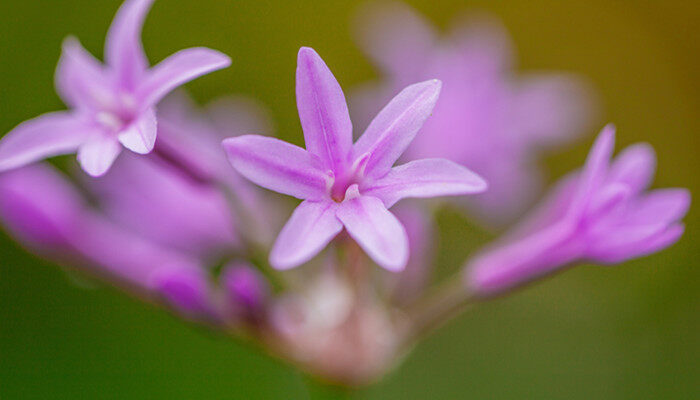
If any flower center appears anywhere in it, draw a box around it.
[94,92,138,133]
[328,153,371,202]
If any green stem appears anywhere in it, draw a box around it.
[403,273,477,347]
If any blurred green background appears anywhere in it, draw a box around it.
[0,0,697,398]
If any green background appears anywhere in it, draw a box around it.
[0,0,697,398]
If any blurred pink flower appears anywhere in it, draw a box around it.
[352,2,597,225]
[0,92,277,321]
[0,0,230,176]
[466,125,690,295]
[224,47,486,271]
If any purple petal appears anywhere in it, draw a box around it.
[0,112,92,172]
[622,188,691,226]
[354,80,442,179]
[150,266,218,320]
[88,153,238,257]
[0,164,205,298]
[639,223,686,256]
[336,194,408,271]
[466,222,581,295]
[364,158,487,208]
[222,135,328,200]
[571,124,615,215]
[607,143,656,195]
[0,165,85,251]
[55,37,113,110]
[353,1,436,78]
[587,183,630,218]
[269,200,342,270]
[105,0,154,87]
[117,107,157,154]
[77,135,122,177]
[222,263,269,315]
[587,223,675,263]
[138,48,231,108]
[295,47,353,173]
[512,74,597,148]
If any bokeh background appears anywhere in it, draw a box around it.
[0,0,697,398]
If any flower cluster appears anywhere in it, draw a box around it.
[0,0,689,387]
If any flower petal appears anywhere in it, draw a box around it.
[296,47,353,173]
[88,153,238,257]
[589,223,685,264]
[0,112,92,172]
[336,195,408,271]
[0,163,206,301]
[138,48,231,108]
[222,135,328,200]
[0,164,85,250]
[466,222,580,295]
[623,188,691,226]
[149,266,218,320]
[105,0,154,87]
[571,124,615,215]
[77,135,122,177]
[55,37,113,110]
[512,74,596,147]
[353,1,436,78]
[607,143,656,195]
[354,79,442,178]
[269,201,342,270]
[117,107,157,154]
[364,158,487,208]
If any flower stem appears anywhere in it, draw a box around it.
[403,273,476,347]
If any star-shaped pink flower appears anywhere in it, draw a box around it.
[223,47,487,271]
[466,125,690,295]
[0,0,230,176]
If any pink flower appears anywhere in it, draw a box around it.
[0,93,275,320]
[466,125,690,296]
[0,0,230,176]
[224,47,487,271]
[352,2,597,224]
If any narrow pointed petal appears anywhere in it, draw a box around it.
[623,188,691,226]
[222,135,328,200]
[353,1,436,78]
[105,0,154,87]
[0,165,85,250]
[364,158,487,208]
[0,164,206,301]
[269,201,342,270]
[587,222,674,263]
[354,80,442,178]
[138,48,231,108]
[0,112,92,172]
[467,222,580,295]
[77,136,122,177]
[639,223,685,256]
[56,37,114,110]
[117,107,157,154]
[607,143,656,194]
[88,153,237,256]
[513,75,597,147]
[296,47,353,172]
[337,195,409,271]
[571,124,615,214]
